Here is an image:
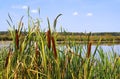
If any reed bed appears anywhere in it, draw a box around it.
[0,12,120,79]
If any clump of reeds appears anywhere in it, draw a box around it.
[0,10,120,79]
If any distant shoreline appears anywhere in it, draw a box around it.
[0,40,120,45]
[0,32,120,45]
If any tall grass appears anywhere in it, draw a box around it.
[0,11,120,79]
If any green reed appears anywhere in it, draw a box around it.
[0,10,120,79]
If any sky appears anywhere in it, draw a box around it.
[0,0,120,32]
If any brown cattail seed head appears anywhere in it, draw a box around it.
[51,36,57,59]
[5,48,12,67]
[46,30,51,50]
[15,29,19,49]
[87,42,92,58]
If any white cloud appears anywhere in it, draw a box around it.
[11,5,28,10]
[31,9,38,13]
[86,13,93,16]
[21,5,28,9]
[73,12,79,16]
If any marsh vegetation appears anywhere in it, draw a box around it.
[0,11,120,79]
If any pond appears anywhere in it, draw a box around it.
[0,41,120,56]
[0,41,11,48]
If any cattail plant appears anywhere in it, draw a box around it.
[1,11,120,79]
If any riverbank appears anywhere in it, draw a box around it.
[1,32,120,44]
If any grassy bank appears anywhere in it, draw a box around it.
[1,31,120,44]
[0,13,120,79]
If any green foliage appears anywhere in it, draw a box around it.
[0,10,120,79]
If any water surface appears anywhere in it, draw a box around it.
[0,41,120,55]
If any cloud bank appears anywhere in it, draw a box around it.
[31,9,38,13]
[86,13,93,16]
[11,5,38,14]
[73,12,79,16]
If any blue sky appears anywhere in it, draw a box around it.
[0,0,120,32]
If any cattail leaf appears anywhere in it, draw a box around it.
[87,32,91,44]
[53,14,62,32]
[8,13,13,23]
[27,7,30,17]
[93,37,102,58]
[18,16,24,35]
[47,17,51,31]
[6,20,12,28]
[36,18,40,27]
[38,8,40,18]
